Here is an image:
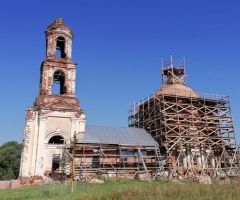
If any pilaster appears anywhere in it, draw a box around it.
[79,113,86,133]
[70,118,78,137]
[19,108,36,178]
[19,120,33,177]
[34,115,47,176]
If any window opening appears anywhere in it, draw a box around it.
[56,37,66,58]
[52,70,66,94]
[48,136,64,144]
[92,149,100,168]
[92,155,100,168]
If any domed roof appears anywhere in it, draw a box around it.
[155,84,199,98]
[46,18,73,37]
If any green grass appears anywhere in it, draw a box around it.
[0,179,240,200]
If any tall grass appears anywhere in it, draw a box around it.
[0,179,240,200]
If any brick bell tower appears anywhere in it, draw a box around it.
[19,18,86,179]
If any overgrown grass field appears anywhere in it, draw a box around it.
[0,179,240,200]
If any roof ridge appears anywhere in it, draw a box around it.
[85,125,141,129]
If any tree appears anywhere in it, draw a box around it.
[0,141,21,180]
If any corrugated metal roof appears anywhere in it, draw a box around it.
[77,126,157,146]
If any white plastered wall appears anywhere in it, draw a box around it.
[20,109,86,178]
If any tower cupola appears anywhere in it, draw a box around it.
[45,18,73,60]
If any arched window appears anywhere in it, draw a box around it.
[45,132,70,146]
[52,70,66,94]
[48,136,64,144]
[56,37,66,58]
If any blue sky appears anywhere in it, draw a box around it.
[0,0,240,145]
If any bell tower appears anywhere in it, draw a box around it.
[19,18,86,179]
[38,17,77,98]
[46,17,73,60]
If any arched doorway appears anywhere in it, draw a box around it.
[45,132,69,179]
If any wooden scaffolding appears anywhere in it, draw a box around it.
[128,58,239,178]
[59,141,167,181]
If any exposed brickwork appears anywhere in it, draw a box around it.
[9,180,21,188]
[34,18,82,113]
[0,181,8,189]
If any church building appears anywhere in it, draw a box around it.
[20,18,239,181]
[19,18,158,180]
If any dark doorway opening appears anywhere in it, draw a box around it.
[51,154,60,179]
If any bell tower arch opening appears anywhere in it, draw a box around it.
[56,36,66,58]
[52,70,66,95]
